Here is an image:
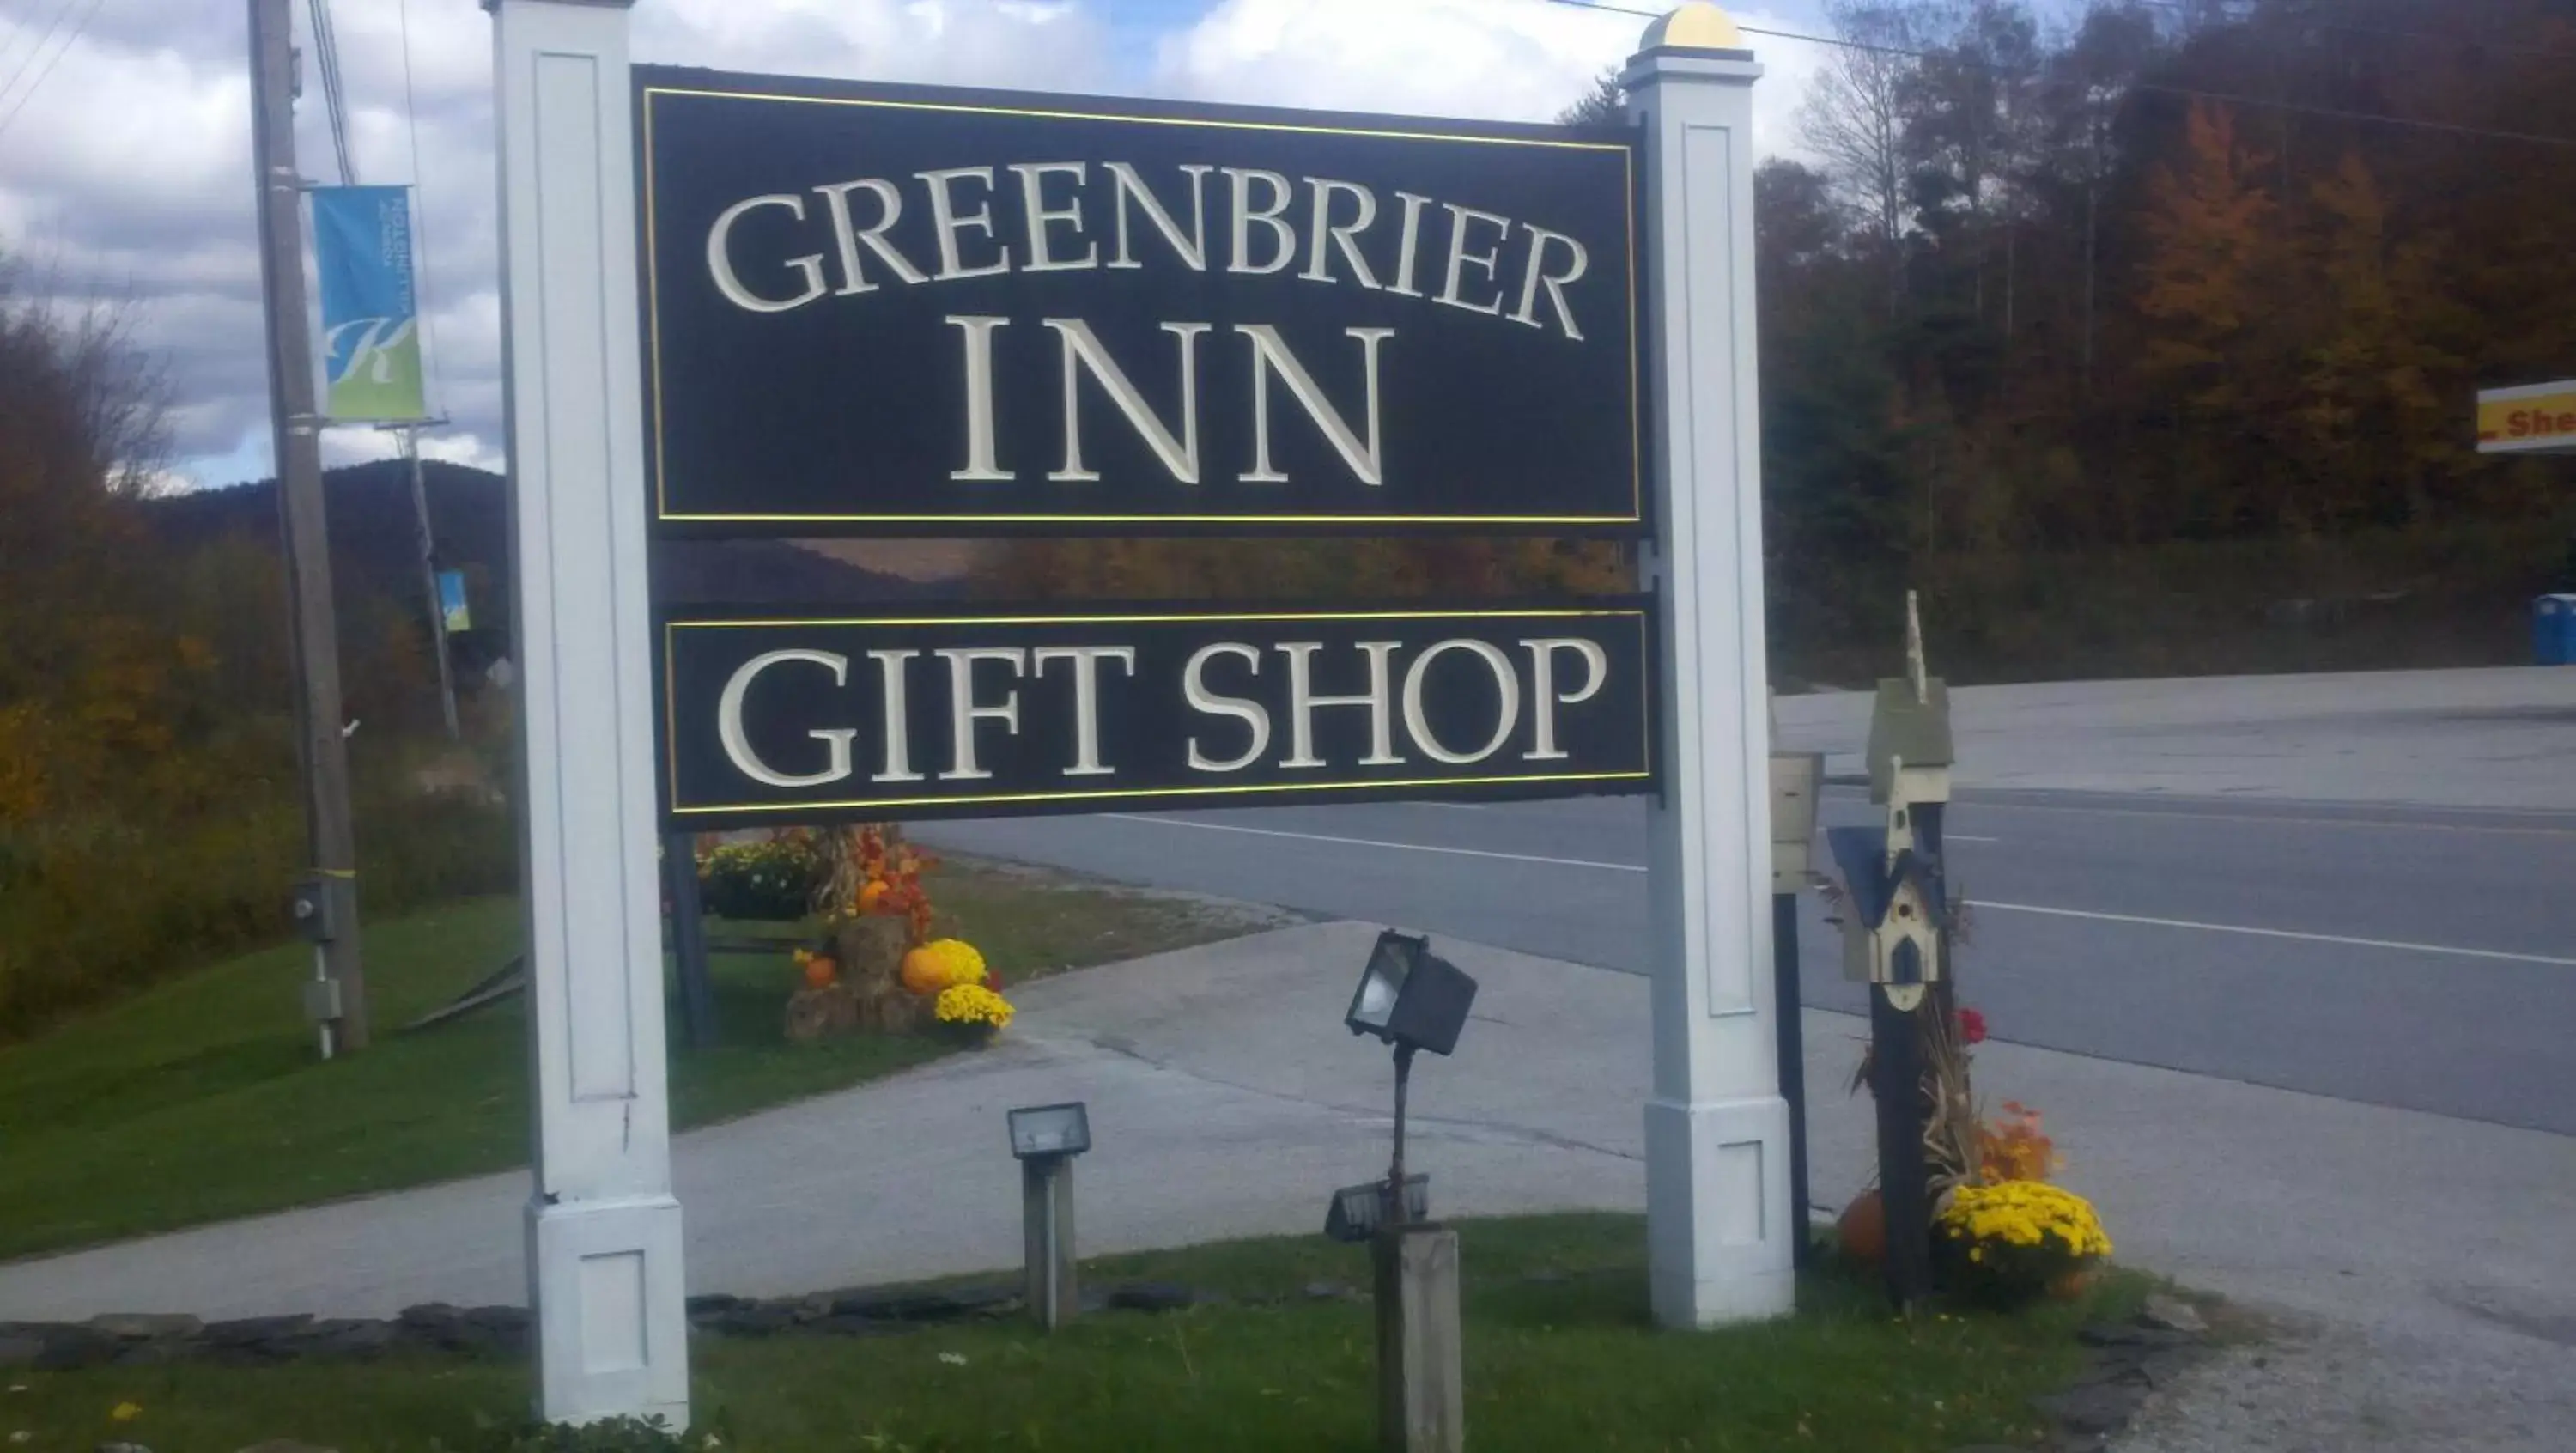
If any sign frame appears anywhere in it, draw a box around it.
[634,68,1652,536]
[653,597,1660,828]
[492,0,1790,1432]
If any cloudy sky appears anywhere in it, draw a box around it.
[0,0,1828,489]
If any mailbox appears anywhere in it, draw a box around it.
[1770,751,1824,894]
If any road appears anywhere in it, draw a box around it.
[918,788,2576,1134]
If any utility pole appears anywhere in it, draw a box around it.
[386,421,461,739]
[250,0,369,1051]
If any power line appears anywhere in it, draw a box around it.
[0,0,106,144]
[0,0,82,112]
[0,0,76,86]
[1543,0,2576,150]
[396,0,442,409]
[306,0,354,185]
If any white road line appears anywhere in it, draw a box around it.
[1096,814,2559,967]
[1097,813,1645,872]
[1947,834,2001,843]
[1921,795,2576,840]
[1972,900,2576,968]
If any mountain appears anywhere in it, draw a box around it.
[149,461,935,659]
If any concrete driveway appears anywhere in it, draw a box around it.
[5,921,2570,1449]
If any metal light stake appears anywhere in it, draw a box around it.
[1338,931,1478,1453]
[1008,1103,1091,1331]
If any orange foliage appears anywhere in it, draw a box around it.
[1977,1101,2062,1185]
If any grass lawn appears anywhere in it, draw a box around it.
[3,1213,2149,1453]
[0,859,1275,1261]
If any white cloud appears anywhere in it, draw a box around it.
[0,0,1124,489]
[0,0,1823,491]
[1155,0,1822,155]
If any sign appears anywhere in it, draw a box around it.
[313,185,428,422]
[2478,380,2576,455]
[437,569,471,633]
[659,604,1653,824]
[636,71,1642,532]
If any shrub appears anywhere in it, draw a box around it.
[696,836,826,921]
[0,775,513,1037]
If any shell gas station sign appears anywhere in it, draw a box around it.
[2477,380,2576,455]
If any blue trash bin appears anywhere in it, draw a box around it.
[2534,595,2576,666]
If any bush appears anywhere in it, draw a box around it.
[696,836,825,921]
[0,775,513,1037]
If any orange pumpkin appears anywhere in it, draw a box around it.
[802,955,839,990]
[901,945,947,996]
[1837,1188,1887,1263]
[857,879,890,914]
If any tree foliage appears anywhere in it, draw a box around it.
[0,263,510,1031]
[1764,0,2576,676]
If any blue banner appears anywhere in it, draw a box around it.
[437,570,471,633]
[313,185,427,421]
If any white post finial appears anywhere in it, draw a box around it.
[1640,2,1748,52]
[1622,21,1789,1332]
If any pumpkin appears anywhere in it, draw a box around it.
[1837,1188,1887,1263]
[857,879,890,914]
[901,945,949,996]
[900,939,987,996]
[801,954,839,990]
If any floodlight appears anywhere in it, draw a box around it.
[1345,930,1479,1056]
[1007,1102,1091,1161]
[1324,1175,1431,1243]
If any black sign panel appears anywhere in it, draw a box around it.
[638,70,1642,533]
[659,604,1654,825]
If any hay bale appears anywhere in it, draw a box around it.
[784,984,861,1043]
[835,915,911,994]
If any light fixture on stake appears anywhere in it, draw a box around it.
[1006,1102,1091,1330]
[1344,928,1477,1225]
[1338,930,1476,1452]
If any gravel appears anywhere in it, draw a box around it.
[2109,1308,2576,1453]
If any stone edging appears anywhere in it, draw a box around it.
[1965,1293,2219,1453]
[0,1280,1230,1372]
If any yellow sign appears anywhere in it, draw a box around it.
[2477,380,2576,454]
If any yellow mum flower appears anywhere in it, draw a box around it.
[1938,1180,2112,1261]
[934,982,1013,1030]
[921,939,987,991]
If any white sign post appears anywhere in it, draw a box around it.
[491,0,690,1428]
[487,0,1785,1427]
[1623,6,1797,1328]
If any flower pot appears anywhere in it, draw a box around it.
[936,1021,999,1049]
[1838,1189,1887,1263]
[2048,1265,2099,1301]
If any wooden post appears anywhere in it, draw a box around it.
[1869,986,1931,1311]
[249,0,368,1050]
[1772,892,1812,1271]
[1023,1158,1078,1331]
[1374,1225,1464,1453]
[662,833,716,1053]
